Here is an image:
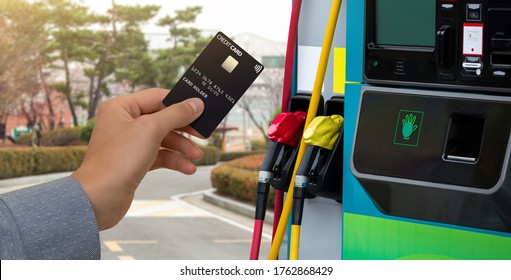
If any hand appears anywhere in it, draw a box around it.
[72,88,205,230]
[401,113,418,140]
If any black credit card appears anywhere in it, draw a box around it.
[162,31,264,138]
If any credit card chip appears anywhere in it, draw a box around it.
[221,55,239,73]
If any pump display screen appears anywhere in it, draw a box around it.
[376,0,436,47]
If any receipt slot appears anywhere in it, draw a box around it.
[351,87,511,233]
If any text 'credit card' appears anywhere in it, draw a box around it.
[162,32,264,138]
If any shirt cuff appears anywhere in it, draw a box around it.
[0,176,100,259]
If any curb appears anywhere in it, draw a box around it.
[202,190,274,225]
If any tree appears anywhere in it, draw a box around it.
[82,1,160,119]
[0,0,49,136]
[155,6,211,88]
[1,0,212,132]
[44,0,96,126]
[109,3,161,93]
[0,8,19,135]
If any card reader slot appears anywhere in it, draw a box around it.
[446,155,476,163]
[462,62,482,69]
[443,114,485,164]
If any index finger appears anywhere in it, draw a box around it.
[116,88,170,117]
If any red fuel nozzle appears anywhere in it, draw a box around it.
[267,111,307,146]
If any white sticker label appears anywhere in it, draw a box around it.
[463,23,484,56]
[297,46,324,92]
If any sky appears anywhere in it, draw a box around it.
[82,0,292,44]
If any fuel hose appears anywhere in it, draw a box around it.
[289,115,344,260]
[273,0,303,248]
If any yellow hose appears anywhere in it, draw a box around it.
[268,0,343,260]
[290,225,301,260]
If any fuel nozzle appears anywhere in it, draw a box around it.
[259,111,307,179]
[255,111,307,221]
[267,111,307,191]
[267,111,307,146]
[302,115,344,184]
[294,114,344,203]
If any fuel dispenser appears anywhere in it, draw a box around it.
[254,0,511,260]
[250,93,322,260]
[342,0,511,259]
[290,97,345,259]
[250,110,306,260]
[269,94,324,192]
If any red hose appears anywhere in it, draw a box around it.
[272,191,284,242]
[250,219,264,260]
[273,0,302,242]
[281,0,302,113]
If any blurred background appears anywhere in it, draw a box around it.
[0,0,289,152]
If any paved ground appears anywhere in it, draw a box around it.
[0,166,273,260]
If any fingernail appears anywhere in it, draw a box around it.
[187,98,203,114]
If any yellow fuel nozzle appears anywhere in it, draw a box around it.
[303,115,344,150]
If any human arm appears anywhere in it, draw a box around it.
[72,88,205,230]
[0,88,204,259]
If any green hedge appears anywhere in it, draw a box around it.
[0,147,87,179]
[0,144,221,180]
[211,154,275,207]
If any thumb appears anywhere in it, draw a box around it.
[152,98,205,137]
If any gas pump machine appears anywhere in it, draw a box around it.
[260,0,511,260]
[343,0,511,259]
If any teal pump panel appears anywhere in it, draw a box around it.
[342,0,511,259]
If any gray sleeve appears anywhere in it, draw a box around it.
[0,176,100,259]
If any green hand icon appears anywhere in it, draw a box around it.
[401,113,418,140]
